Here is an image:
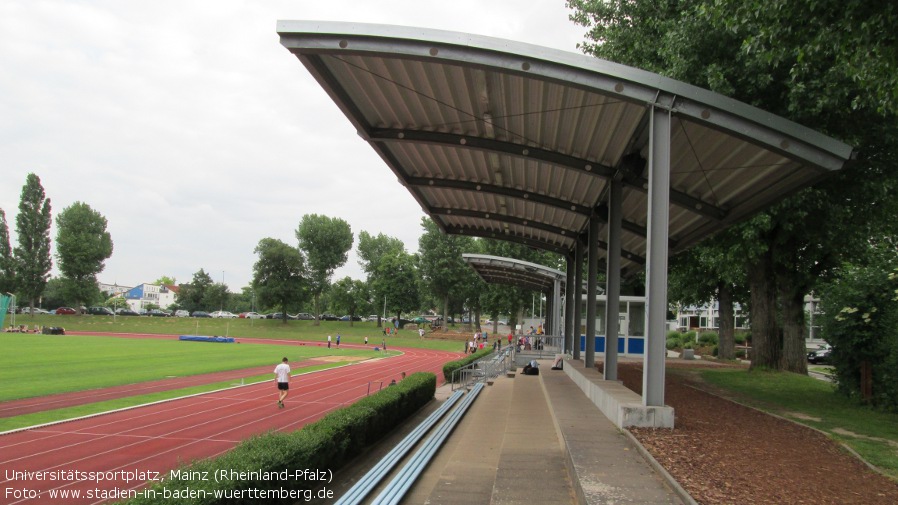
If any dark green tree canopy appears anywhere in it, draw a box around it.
[176,269,214,313]
[55,202,113,310]
[0,209,14,294]
[252,238,307,322]
[14,173,52,310]
[296,214,353,323]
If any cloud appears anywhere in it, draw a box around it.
[0,0,585,290]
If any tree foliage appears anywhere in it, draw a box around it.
[417,218,477,323]
[176,269,214,313]
[14,173,53,311]
[330,276,369,325]
[819,240,898,410]
[568,0,898,371]
[0,209,14,294]
[252,238,307,322]
[356,231,407,325]
[55,202,113,311]
[372,251,419,320]
[296,214,353,324]
[154,276,176,286]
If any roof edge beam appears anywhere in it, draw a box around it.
[371,128,615,179]
[406,176,592,215]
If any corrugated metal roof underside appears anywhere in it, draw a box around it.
[279,22,852,272]
[462,254,566,294]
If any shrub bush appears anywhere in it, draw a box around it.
[118,372,437,505]
[442,348,494,382]
[699,331,719,346]
[666,330,681,340]
[684,330,697,343]
[666,337,680,350]
[734,331,749,345]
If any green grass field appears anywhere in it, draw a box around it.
[0,317,465,431]
[0,333,394,402]
[699,368,898,479]
[7,314,464,351]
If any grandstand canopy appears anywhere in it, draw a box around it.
[278,21,853,270]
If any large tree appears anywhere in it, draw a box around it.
[13,173,53,312]
[417,218,477,326]
[667,230,747,360]
[568,0,898,371]
[55,202,113,313]
[296,214,353,325]
[330,276,369,326]
[176,269,214,313]
[0,209,15,295]
[372,251,420,322]
[252,238,307,323]
[357,231,406,326]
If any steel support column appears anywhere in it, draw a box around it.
[564,254,575,354]
[573,244,583,360]
[643,105,671,407]
[604,179,622,381]
[552,280,562,337]
[585,216,600,369]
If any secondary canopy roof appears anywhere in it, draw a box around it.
[278,21,853,269]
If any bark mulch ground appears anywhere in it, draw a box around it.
[613,361,898,505]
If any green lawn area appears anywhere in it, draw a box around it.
[0,333,393,402]
[699,367,898,479]
[8,314,464,351]
[0,318,465,431]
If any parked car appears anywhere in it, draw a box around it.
[147,309,172,317]
[242,312,264,319]
[340,315,363,321]
[369,314,379,321]
[320,314,340,321]
[174,310,190,317]
[116,308,139,316]
[209,310,237,318]
[191,311,212,318]
[20,307,52,315]
[267,312,296,320]
[87,306,115,316]
[295,312,314,320]
[55,307,77,315]
[807,345,832,364]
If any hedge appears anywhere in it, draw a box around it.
[442,348,494,382]
[115,372,436,505]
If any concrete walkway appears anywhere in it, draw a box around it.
[327,364,690,504]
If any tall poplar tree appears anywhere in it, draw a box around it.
[56,202,113,312]
[14,173,52,312]
[0,209,15,294]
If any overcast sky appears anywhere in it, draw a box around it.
[0,0,587,291]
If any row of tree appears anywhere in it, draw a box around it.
[209,215,565,327]
[0,173,113,313]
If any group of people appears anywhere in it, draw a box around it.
[326,333,342,348]
[465,330,490,354]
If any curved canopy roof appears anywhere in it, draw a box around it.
[278,21,853,270]
[462,254,568,294]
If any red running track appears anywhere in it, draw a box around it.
[0,342,460,505]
